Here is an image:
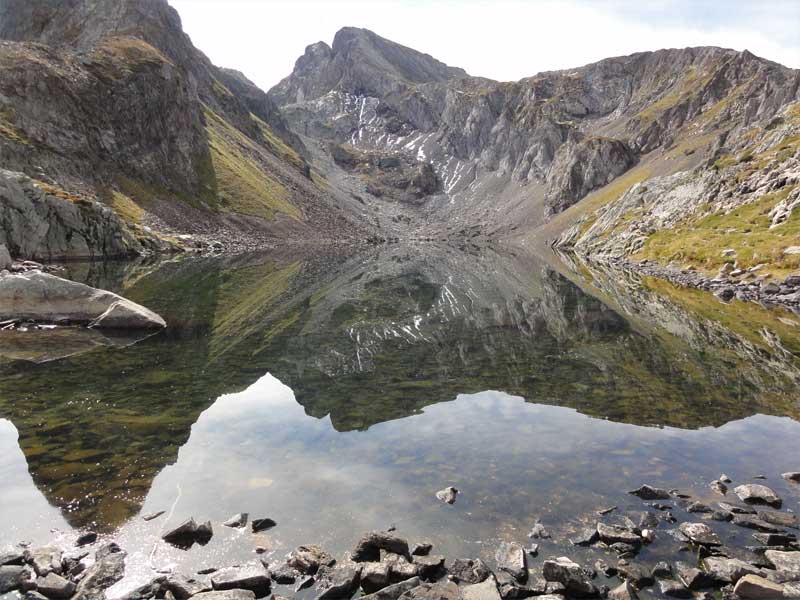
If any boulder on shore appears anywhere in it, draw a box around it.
[0,271,165,329]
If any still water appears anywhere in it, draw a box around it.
[0,244,798,592]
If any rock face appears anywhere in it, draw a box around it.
[0,271,166,329]
[0,170,143,261]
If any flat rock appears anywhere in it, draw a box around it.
[597,523,641,545]
[463,576,502,600]
[764,550,800,583]
[752,533,796,546]
[435,487,458,504]
[286,545,335,575]
[733,574,785,600]
[163,574,211,600]
[702,557,764,583]
[362,577,421,600]
[251,518,276,533]
[449,558,491,584]
[0,552,24,567]
[758,511,799,529]
[629,485,670,500]
[679,522,721,546]
[211,563,270,595]
[733,515,784,532]
[192,592,256,600]
[397,582,461,600]
[495,542,526,582]
[36,573,76,599]
[0,272,165,329]
[542,557,598,597]
[675,562,716,590]
[617,563,654,588]
[718,502,755,515]
[734,485,782,508]
[570,527,599,546]
[352,532,410,562]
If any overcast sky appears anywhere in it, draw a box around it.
[171,0,800,92]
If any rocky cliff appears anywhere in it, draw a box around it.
[0,0,370,260]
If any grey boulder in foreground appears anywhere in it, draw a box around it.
[0,271,166,329]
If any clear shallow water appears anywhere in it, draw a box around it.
[0,244,799,593]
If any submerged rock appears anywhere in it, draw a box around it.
[629,485,670,500]
[435,487,458,504]
[0,272,165,329]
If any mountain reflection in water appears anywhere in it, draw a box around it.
[0,243,798,555]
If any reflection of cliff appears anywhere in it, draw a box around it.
[0,244,798,531]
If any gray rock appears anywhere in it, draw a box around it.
[25,548,62,577]
[570,527,599,546]
[702,557,765,583]
[162,575,211,600]
[163,519,200,545]
[659,579,692,598]
[435,487,458,504]
[412,555,444,581]
[94,543,121,561]
[764,550,800,583]
[733,515,784,532]
[75,532,98,547]
[211,563,270,595]
[529,521,551,539]
[542,557,598,597]
[0,272,165,329]
[495,542,526,583]
[142,511,165,521]
[286,545,335,575]
[711,480,729,495]
[757,511,798,529]
[36,573,77,599]
[191,592,256,600]
[652,562,672,578]
[597,523,642,545]
[0,565,29,594]
[734,485,782,508]
[0,552,24,567]
[361,577,421,600]
[314,565,360,600]
[733,575,785,599]
[352,531,409,562]
[397,581,461,599]
[462,575,502,600]
[719,502,756,514]
[679,522,721,546]
[72,550,126,600]
[608,581,638,600]
[223,513,248,528]
[0,244,11,270]
[0,169,143,261]
[360,562,391,594]
[617,563,654,588]
[782,473,800,483]
[629,485,670,500]
[675,562,716,590]
[752,533,796,546]
[449,558,491,584]
[688,502,714,513]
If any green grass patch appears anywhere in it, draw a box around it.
[205,108,301,221]
[637,185,800,276]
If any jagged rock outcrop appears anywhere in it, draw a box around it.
[0,169,143,260]
[545,137,635,216]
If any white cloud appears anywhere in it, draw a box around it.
[171,0,800,92]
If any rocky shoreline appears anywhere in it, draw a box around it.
[562,253,800,312]
[2,474,799,600]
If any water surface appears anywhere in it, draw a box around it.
[0,244,798,593]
